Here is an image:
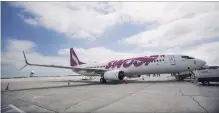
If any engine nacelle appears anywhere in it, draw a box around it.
[104,70,125,80]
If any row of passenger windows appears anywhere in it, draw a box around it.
[139,59,165,63]
[154,59,164,62]
[87,66,106,68]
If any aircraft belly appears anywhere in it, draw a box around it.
[122,65,154,75]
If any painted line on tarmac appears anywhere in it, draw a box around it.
[8,104,25,113]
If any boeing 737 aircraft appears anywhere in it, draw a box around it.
[20,48,206,83]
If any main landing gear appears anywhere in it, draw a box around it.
[201,81,210,85]
[100,77,106,84]
[175,75,185,81]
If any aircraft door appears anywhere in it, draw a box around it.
[169,55,176,65]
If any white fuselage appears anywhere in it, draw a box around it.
[72,55,206,77]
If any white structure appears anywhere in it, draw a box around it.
[30,70,34,77]
[194,66,219,85]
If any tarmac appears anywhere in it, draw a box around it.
[1,75,219,113]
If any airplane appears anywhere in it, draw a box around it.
[20,48,206,83]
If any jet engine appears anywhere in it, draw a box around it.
[104,70,125,80]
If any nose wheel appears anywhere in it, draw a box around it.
[100,78,106,84]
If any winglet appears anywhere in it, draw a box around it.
[19,51,29,70]
[23,51,29,65]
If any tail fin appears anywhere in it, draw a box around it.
[70,48,85,67]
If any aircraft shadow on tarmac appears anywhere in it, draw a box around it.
[2,82,101,92]
[3,79,219,92]
[2,79,178,92]
[49,79,181,84]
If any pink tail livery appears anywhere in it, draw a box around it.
[70,48,85,66]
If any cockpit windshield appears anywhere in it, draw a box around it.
[181,56,194,59]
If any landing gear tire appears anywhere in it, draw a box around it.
[175,76,184,81]
[202,81,210,85]
[179,76,185,81]
[100,78,106,84]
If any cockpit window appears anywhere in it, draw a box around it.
[181,56,194,59]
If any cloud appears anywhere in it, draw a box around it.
[11,2,121,40]
[1,39,74,77]
[11,2,219,44]
[24,18,39,26]
[122,2,219,48]
[17,13,39,26]
[5,39,35,52]
[183,41,219,66]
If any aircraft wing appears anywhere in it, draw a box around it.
[20,51,109,75]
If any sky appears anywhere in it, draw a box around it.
[1,2,219,77]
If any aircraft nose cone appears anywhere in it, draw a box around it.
[197,59,206,66]
[202,60,207,66]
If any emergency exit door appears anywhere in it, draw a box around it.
[169,55,176,65]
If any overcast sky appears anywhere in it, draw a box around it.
[1,2,219,77]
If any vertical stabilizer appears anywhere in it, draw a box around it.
[70,48,85,66]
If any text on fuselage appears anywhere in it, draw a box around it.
[105,55,162,69]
